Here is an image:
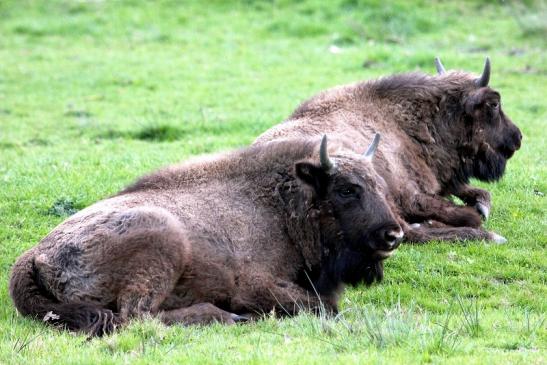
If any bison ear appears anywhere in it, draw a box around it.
[295,162,329,195]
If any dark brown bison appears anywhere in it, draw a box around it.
[255,58,522,244]
[10,135,403,337]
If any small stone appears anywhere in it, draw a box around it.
[328,45,341,54]
[490,232,508,244]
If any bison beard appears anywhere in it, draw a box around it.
[334,250,384,286]
[471,143,507,182]
[303,213,387,295]
[304,249,384,296]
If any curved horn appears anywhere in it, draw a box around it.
[475,57,491,87]
[434,57,446,74]
[319,135,334,171]
[364,133,381,159]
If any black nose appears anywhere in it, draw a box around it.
[377,227,403,250]
[500,129,522,158]
[514,130,522,150]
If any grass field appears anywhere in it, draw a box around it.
[0,1,545,364]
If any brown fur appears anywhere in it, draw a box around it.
[255,64,522,243]
[10,137,403,336]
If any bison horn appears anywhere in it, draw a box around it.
[364,133,381,159]
[434,57,446,74]
[319,135,334,171]
[475,57,491,87]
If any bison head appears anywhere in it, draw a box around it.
[295,134,403,288]
[437,57,523,182]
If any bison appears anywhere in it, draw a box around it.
[255,57,522,243]
[10,135,403,336]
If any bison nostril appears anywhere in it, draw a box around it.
[383,229,404,248]
[516,133,522,148]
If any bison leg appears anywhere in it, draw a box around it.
[231,275,338,317]
[454,185,492,220]
[402,193,482,228]
[158,303,247,326]
[101,208,191,323]
[114,245,187,322]
[401,221,506,244]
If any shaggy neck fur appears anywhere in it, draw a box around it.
[275,174,384,295]
[364,72,481,193]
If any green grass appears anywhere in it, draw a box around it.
[0,0,546,364]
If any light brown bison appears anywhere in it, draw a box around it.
[10,135,403,336]
[255,58,522,243]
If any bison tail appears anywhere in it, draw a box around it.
[9,250,119,337]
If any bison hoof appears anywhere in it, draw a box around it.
[230,314,249,323]
[489,232,507,244]
[475,202,490,220]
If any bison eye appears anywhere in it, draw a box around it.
[337,186,359,199]
[488,101,499,110]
